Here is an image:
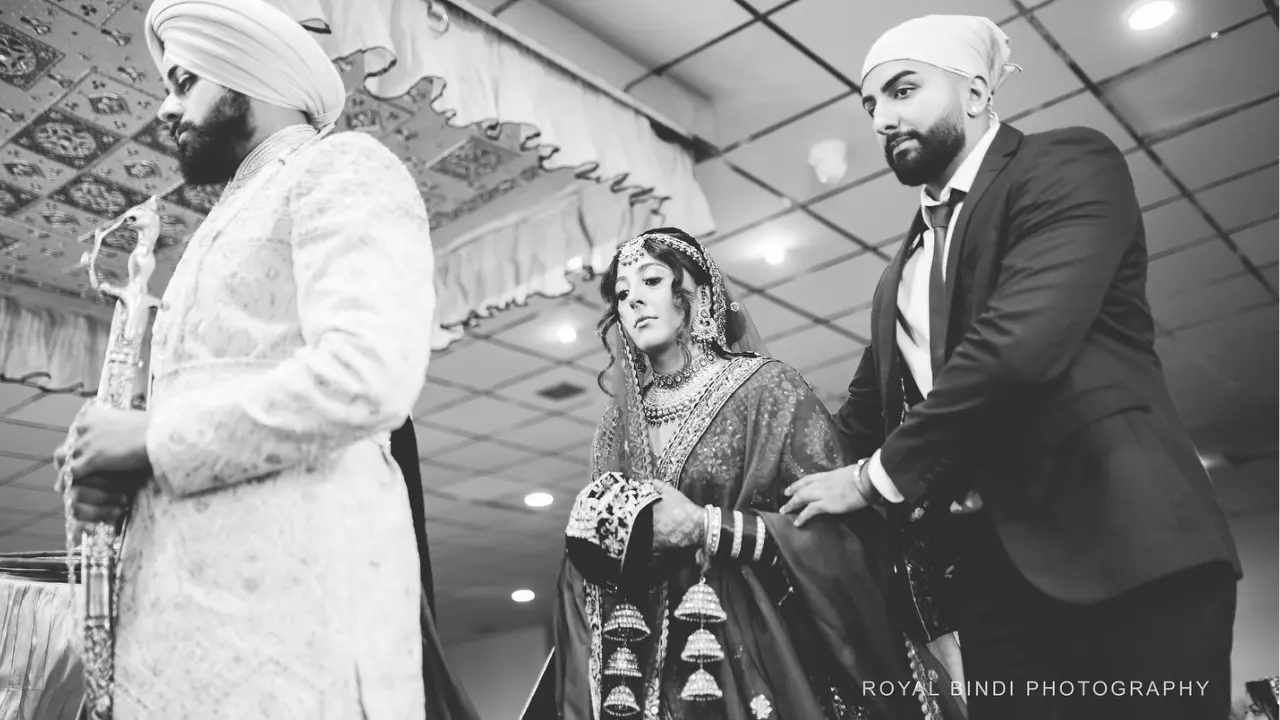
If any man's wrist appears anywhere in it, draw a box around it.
[853,458,882,505]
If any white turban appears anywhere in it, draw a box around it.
[145,0,346,130]
[860,15,1020,96]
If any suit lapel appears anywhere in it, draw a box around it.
[876,212,926,408]
[942,125,1023,333]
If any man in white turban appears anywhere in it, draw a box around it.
[784,14,1240,720]
[55,2,474,718]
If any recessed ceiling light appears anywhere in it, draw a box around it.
[525,492,554,507]
[557,325,578,344]
[763,247,786,265]
[1209,31,1220,39]
[1127,1,1175,31]
[512,589,535,603]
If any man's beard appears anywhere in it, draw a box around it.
[174,90,253,186]
[884,109,966,187]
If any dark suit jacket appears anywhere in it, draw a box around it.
[834,124,1240,604]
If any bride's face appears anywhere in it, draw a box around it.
[613,250,690,357]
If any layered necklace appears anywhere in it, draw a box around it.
[641,351,723,426]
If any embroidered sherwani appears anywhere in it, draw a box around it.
[112,126,435,720]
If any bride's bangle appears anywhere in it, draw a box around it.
[703,505,722,558]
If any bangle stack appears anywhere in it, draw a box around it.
[701,506,773,564]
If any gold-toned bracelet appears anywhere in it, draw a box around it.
[752,514,766,562]
[730,511,745,559]
[707,506,722,557]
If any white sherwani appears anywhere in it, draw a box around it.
[112,126,434,720]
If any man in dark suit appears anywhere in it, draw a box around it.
[782,14,1240,720]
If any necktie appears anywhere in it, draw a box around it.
[925,194,961,380]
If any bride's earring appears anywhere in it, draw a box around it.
[691,289,716,345]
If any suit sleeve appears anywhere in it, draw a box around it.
[879,128,1140,502]
[146,133,436,496]
[832,343,885,460]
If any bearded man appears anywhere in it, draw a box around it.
[783,14,1240,720]
[53,1,473,717]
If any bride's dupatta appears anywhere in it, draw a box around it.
[528,236,965,720]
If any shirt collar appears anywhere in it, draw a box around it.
[920,122,1002,214]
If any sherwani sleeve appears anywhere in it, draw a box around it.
[146,132,436,496]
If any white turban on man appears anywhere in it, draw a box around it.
[861,15,1020,113]
[145,0,346,130]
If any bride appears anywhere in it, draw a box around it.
[540,228,965,719]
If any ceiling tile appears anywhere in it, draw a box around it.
[1103,19,1278,139]
[809,171,919,247]
[0,483,60,515]
[0,384,41,414]
[1232,219,1278,267]
[539,0,753,72]
[3,392,82,428]
[828,308,872,341]
[1263,264,1278,289]
[1147,242,1250,297]
[565,391,612,426]
[654,23,847,145]
[494,364,599,413]
[1143,200,1216,255]
[5,461,55,491]
[1126,152,1180,209]
[695,159,791,239]
[0,421,63,459]
[768,324,862,373]
[989,18,1086,118]
[498,455,585,488]
[769,253,888,316]
[709,210,862,288]
[737,292,811,340]
[436,395,543,436]
[501,414,595,453]
[413,421,474,456]
[721,94,885,205]
[0,533,65,554]
[770,0,1018,85]
[1149,276,1271,330]
[7,514,61,538]
[1153,97,1279,190]
[1195,166,1279,232]
[442,474,532,502]
[0,455,42,483]
[1035,0,1263,80]
[413,380,474,416]
[426,340,555,389]
[490,301,605,361]
[434,440,539,474]
[1012,92,1134,152]
[421,462,478,489]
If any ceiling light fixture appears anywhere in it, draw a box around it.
[763,246,786,265]
[808,139,848,185]
[524,492,554,507]
[1127,1,1176,31]
[512,589,535,603]
[557,325,578,344]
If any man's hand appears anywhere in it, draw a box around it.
[65,473,141,524]
[781,463,869,527]
[651,484,705,552]
[59,405,153,485]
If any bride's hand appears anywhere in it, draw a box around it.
[651,484,705,552]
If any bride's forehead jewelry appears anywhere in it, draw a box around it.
[616,233,709,272]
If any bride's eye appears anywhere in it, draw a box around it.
[643,276,662,287]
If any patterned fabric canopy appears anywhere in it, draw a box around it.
[0,0,713,392]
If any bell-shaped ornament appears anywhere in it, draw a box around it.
[680,628,725,663]
[679,668,724,702]
[603,602,650,642]
[605,647,643,678]
[673,578,726,624]
[604,684,641,716]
